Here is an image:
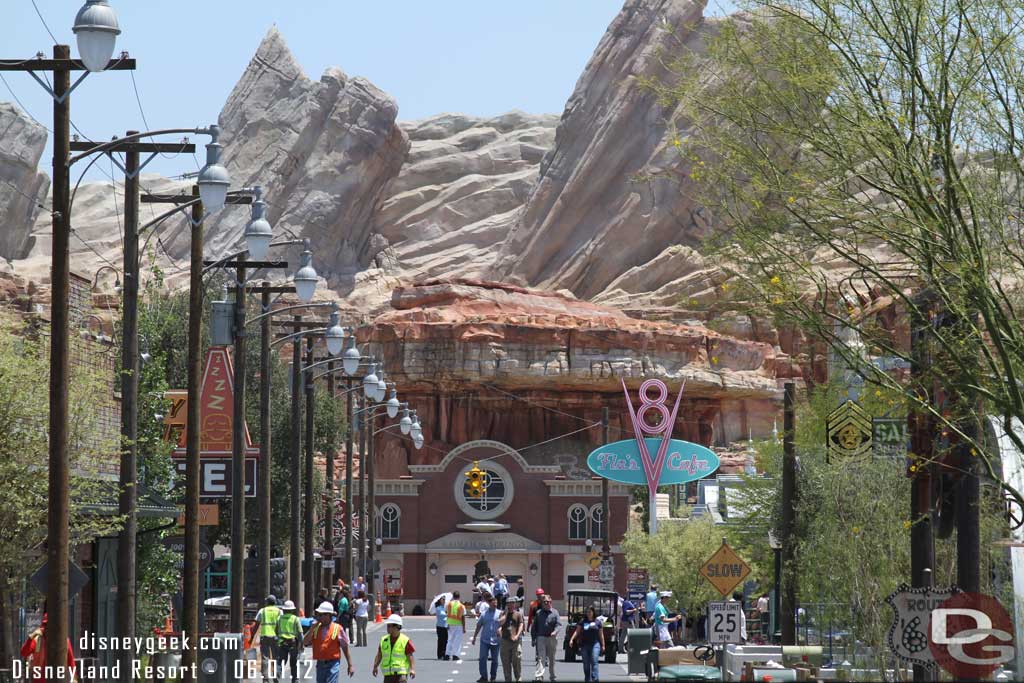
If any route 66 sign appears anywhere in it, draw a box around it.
[827,400,873,461]
[885,584,961,668]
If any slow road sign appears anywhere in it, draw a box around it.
[700,541,751,597]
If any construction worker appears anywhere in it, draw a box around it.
[253,595,282,680]
[303,601,355,682]
[444,590,466,662]
[19,613,74,683]
[372,614,417,682]
[277,600,305,681]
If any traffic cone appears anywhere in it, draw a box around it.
[374,593,383,623]
[384,600,392,618]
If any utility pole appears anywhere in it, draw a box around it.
[183,188,203,680]
[358,394,367,581]
[117,131,140,676]
[229,259,248,632]
[46,47,72,670]
[601,407,610,553]
[344,379,354,584]
[367,408,377,616]
[304,336,316,614]
[290,317,302,602]
[780,382,797,645]
[259,284,272,599]
[325,363,337,585]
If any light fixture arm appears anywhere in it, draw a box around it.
[248,301,339,326]
[203,238,307,275]
[68,127,216,167]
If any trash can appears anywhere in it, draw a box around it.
[628,627,653,674]
[198,632,243,683]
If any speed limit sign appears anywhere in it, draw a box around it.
[707,601,744,644]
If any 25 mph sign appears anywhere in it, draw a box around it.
[707,601,744,644]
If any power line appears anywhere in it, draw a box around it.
[0,72,53,133]
[70,228,120,270]
[0,178,46,210]
[29,0,58,45]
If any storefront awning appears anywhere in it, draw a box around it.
[78,482,179,519]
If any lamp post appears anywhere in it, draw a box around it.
[1,3,133,666]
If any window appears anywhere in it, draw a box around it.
[379,503,400,540]
[589,505,604,541]
[567,575,585,584]
[444,575,467,584]
[455,461,514,520]
[569,505,589,540]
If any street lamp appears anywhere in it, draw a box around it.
[325,309,345,356]
[363,363,379,399]
[399,408,412,435]
[244,193,273,261]
[293,240,318,303]
[410,414,423,441]
[385,387,400,419]
[375,367,388,402]
[343,335,361,375]
[72,0,120,72]
[196,126,229,213]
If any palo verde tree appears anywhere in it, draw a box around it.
[653,0,1024,506]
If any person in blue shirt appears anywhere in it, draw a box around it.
[472,594,501,683]
[644,585,659,626]
[618,596,637,653]
[434,596,449,660]
[568,607,606,683]
[494,573,509,609]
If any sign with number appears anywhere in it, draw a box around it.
[708,601,744,644]
[884,584,961,669]
[699,541,751,597]
[161,536,214,573]
[599,559,614,586]
[588,569,601,584]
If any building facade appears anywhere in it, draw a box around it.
[369,440,632,611]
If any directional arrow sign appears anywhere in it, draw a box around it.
[699,542,751,597]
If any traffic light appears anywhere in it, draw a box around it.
[270,558,287,601]
[465,462,486,498]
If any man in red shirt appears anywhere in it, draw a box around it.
[526,588,545,633]
[20,614,75,682]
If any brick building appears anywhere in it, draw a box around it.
[369,440,632,612]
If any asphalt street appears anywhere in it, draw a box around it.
[249,615,643,682]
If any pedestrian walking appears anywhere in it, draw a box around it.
[277,600,305,682]
[337,587,354,643]
[353,575,367,596]
[19,613,74,683]
[494,573,509,609]
[653,591,681,648]
[568,607,605,683]
[472,594,501,682]
[372,614,417,682]
[302,601,355,682]
[618,595,637,654]
[433,596,449,660]
[499,596,525,683]
[252,595,282,680]
[729,591,748,643]
[526,588,544,633]
[516,579,525,602]
[354,591,370,647]
[643,585,658,626]
[529,594,560,682]
[444,590,467,662]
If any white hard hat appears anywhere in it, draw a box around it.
[659,591,673,598]
[314,601,336,615]
[385,614,403,627]
[282,600,296,611]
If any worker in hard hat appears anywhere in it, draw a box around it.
[372,614,416,682]
[277,600,305,682]
[252,595,282,680]
[302,601,355,682]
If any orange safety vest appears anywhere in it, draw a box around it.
[310,622,344,661]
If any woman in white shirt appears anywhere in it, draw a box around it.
[353,591,370,647]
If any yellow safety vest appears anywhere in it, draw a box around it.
[278,613,300,640]
[446,600,464,627]
[260,606,282,637]
[379,633,411,676]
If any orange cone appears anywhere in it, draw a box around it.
[374,593,383,623]
[384,600,392,618]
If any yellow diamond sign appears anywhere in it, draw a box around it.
[700,542,751,597]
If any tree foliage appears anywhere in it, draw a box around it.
[655,0,1024,503]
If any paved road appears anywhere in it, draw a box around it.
[250,616,643,682]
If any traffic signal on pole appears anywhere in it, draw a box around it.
[465,462,486,498]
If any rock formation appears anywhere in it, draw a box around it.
[0,102,48,261]
[493,0,721,304]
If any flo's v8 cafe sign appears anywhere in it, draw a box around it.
[886,584,1015,679]
[587,379,720,488]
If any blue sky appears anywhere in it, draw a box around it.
[3,1,734,181]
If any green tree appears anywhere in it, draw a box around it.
[0,313,121,662]
[653,0,1024,506]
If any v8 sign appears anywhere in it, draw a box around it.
[707,601,744,644]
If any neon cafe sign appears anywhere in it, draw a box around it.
[587,379,720,531]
